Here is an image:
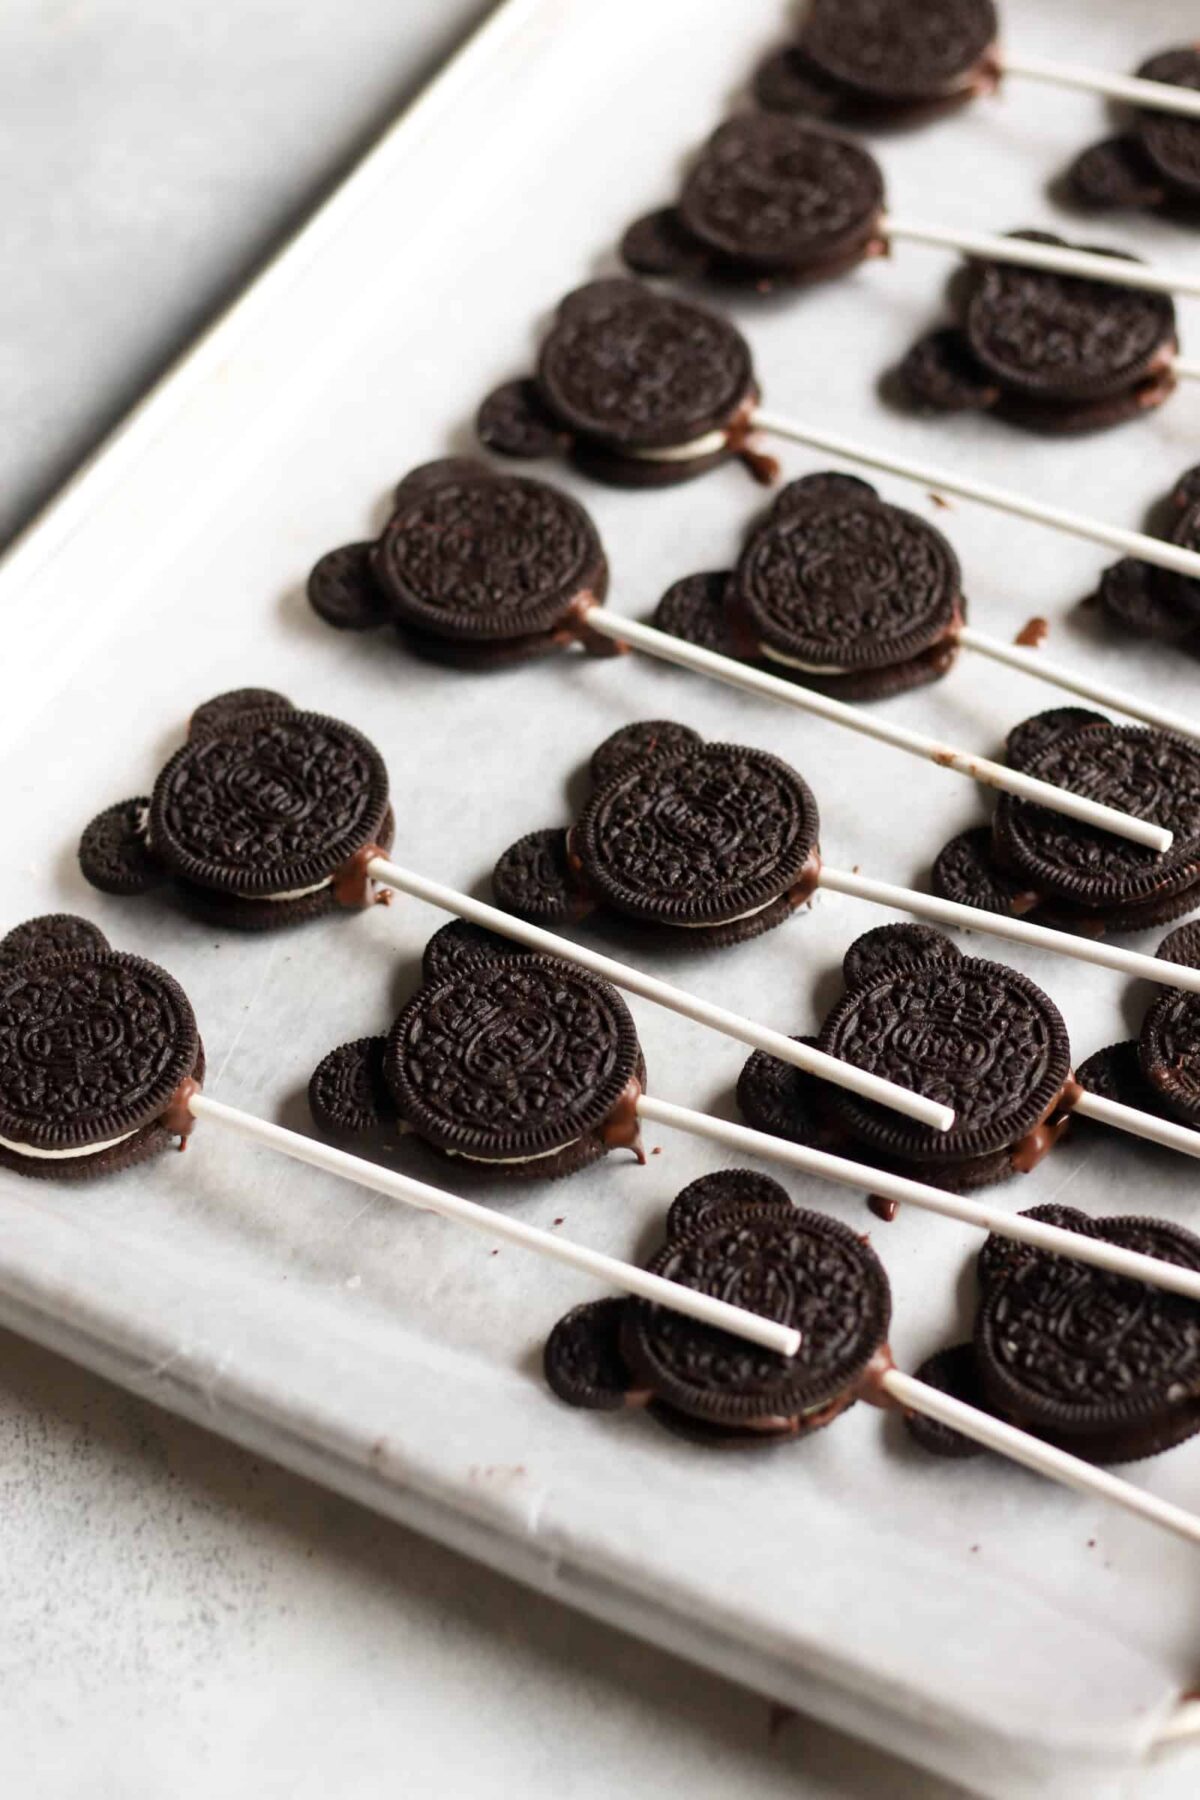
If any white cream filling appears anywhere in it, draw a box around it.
[673,896,778,928]
[442,1139,578,1166]
[625,428,730,464]
[760,642,852,676]
[0,1127,138,1161]
[253,877,333,903]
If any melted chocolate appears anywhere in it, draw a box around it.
[599,1073,647,1163]
[160,1074,203,1145]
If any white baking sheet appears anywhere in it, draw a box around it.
[2,2,1200,1794]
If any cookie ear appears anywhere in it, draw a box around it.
[1157,919,1200,971]
[932,827,1038,919]
[975,1202,1095,1293]
[1004,708,1109,772]
[1169,466,1200,514]
[307,542,391,632]
[1096,559,1197,643]
[491,828,591,924]
[188,689,296,738]
[543,1298,643,1411]
[735,1036,834,1152]
[308,1036,397,1140]
[902,1345,990,1460]
[0,913,110,974]
[393,458,493,507]
[665,1169,790,1241]
[771,472,879,515]
[620,208,711,279]
[78,799,166,896]
[654,573,737,656]
[1076,1041,1162,1116]
[421,919,529,986]
[752,45,844,117]
[896,328,1000,414]
[1065,136,1165,212]
[840,924,960,991]
[589,721,704,791]
[556,279,642,321]
[476,378,570,460]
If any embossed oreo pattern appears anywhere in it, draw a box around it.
[995,725,1200,909]
[679,117,883,268]
[802,0,997,100]
[966,255,1175,400]
[819,958,1071,1163]
[736,499,959,669]
[149,711,390,897]
[386,956,640,1161]
[375,475,603,642]
[537,283,753,451]
[0,953,198,1149]
[576,742,819,927]
[623,1202,890,1425]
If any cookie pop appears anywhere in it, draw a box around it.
[754,3,1200,128]
[1066,48,1200,221]
[76,691,954,1131]
[621,113,1200,301]
[542,1171,1200,1549]
[307,457,1175,849]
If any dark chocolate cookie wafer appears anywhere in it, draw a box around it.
[0,950,201,1179]
[1004,709,1108,774]
[1141,986,1200,1126]
[1065,136,1167,215]
[0,914,109,974]
[902,1344,990,1459]
[841,924,961,992]
[1136,49,1200,199]
[307,543,391,632]
[1076,1040,1168,1120]
[799,0,998,106]
[78,799,165,897]
[420,919,528,986]
[1096,559,1199,644]
[386,955,643,1178]
[589,720,703,790]
[188,689,295,738]
[931,827,1040,919]
[664,1169,789,1241]
[818,956,1073,1177]
[897,328,1003,415]
[307,1036,395,1141]
[622,1200,890,1429]
[653,573,739,656]
[492,829,585,926]
[544,1299,646,1411]
[736,1036,836,1151]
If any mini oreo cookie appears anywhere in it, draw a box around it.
[1136,49,1200,199]
[841,924,961,992]
[78,799,165,897]
[931,827,1039,919]
[0,949,200,1179]
[1003,708,1108,774]
[664,1169,789,1241]
[798,0,998,107]
[817,955,1073,1176]
[385,955,643,1177]
[1096,559,1199,644]
[895,329,1002,415]
[188,689,295,738]
[420,919,527,986]
[1076,1041,1168,1121]
[1065,136,1168,216]
[653,573,739,657]
[589,721,703,790]
[574,738,819,932]
[621,1200,890,1428]
[491,829,584,926]
[307,543,391,632]
[902,1344,990,1460]
[307,1036,395,1141]
[0,914,109,974]
[975,1202,1094,1294]
[735,1036,834,1151]
[543,1299,645,1411]
[1140,987,1200,1126]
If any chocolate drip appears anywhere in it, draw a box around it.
[725,395,780,486]
[1014,615,1049,648]
[599,1073,647,1163]
[555,590,630,658]
[854,1343,899,1410]
[788,846,824,910]
[332,843,394,910]
[1008,1074,1083,1175]
[160,1074,203,1146]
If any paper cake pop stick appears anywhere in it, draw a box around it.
[1000,53,1200,120]
[954,627,1200,742]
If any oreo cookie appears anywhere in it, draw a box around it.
[307,462,617,668]
[490,724,820,950]
[308,943,646,1184]
[902,1344,990,1460]
[895,234,1179,434]
[1065,48,1200,219]
[543,1299,648,1411]
[78,695,394,931]
[735,1035,836,1151]
[1090,464,1200,653]
[664,1168,790,1241]
[0,930,203,1181]
[622,116,885,290]
[476,280,768,488]
[653,474,964,703]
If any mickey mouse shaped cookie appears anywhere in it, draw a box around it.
[544,1169,892,1445]
[307,459,621,666]
[931,708,1200,937]
[655,471,964,701]
[476,279,776,487]
[78,690,394,930]
[1089,461,1200,650]
[754,0,999,125]
[907,1203,1200,1465]
[895,230,1179,433]
[1077,920,1200,1140]
[0,914,203,1181]
[489,721,821,951]
[737,923,1077,1201]
[308,922,646,1183]
[1065,47,1200,220]
[621,116,886,291]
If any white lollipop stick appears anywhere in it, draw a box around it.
[955,625,1200,742]
[186,1093,798,1356]
[815,864,1200,997]
[1173,356,1200,383]
[581,610,1172,852]
[361,858,953,1131]
[879,1368,1200,1550]
[999,53,1200,123]
[1072,1088,1200,1161]
[882,213,1200,302]
[749,410,1200,585]
[635,1096,1200,1305]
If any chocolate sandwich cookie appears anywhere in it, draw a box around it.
[309,945,647,1184]
[896,234,1179,433]
[491,723,821,950]
[621,116,885,290]
[975,1210,1200,1463]
[735,1035,835,1151]
[543,1299,648,1411]
[307,461,617,667]
[1065,49,1200,219]
[901,1344,991,1460]
[654,474,965,702]
[0,929,203,1181]
[477,280,772,488]
[79,694,394,931]
[1091,464,1200,651]
[663,1168,792,1241]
